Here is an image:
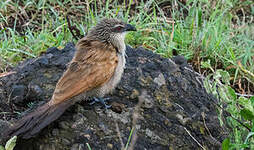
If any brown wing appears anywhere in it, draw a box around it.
[50,39,118,105]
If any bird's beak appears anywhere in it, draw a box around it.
[125,24,136,31]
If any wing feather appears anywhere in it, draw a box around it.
[50,40,118,105]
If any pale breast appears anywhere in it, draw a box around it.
[98,50,126,97]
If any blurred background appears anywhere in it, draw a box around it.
[0,0,253,148]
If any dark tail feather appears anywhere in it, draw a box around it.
[3,100,74,139]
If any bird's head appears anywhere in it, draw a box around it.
[87,18,136,49]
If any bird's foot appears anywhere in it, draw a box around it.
[89,97,111,109]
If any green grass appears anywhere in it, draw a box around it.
[0,136,17,150]
[204,69,254,149]
[1,0,253,80]
[0,0,254,149]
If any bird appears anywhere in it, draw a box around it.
[3,18,136,139]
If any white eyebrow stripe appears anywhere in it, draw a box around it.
[113,24,125,28]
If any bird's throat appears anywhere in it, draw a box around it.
[111,33,126,54]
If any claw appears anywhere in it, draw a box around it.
[89,97,111,109]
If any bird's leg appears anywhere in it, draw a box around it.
[89,97,111,109]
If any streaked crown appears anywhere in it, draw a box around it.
[87,18,136,42]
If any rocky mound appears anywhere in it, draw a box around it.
[0,43,227,150]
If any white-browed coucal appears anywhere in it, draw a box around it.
[3,18,136,139]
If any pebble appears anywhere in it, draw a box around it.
[111,102,125,113]
[107,143,113,149]
[71,143,84,150]
[153,73,166,87]
[130,89,139,99]
[51,128,59,136]
[62,138,71,145]
[40,144,56,150]
[59,121,70,129]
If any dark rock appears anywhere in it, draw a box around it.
[62,138,71,145]
[27,83,43,99]
[10,85,27,104]
[46,47,59,54]
[39,144,56,150]
[0,43,227,150]
[0,120,10,135]
[51,129,59,136]
[172,55,188,67]
[98,122,112,135]
[59,121,70,130]
[70,143,84,150]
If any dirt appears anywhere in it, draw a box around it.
[0,43,228,150]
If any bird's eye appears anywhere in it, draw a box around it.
[115,26,123,31]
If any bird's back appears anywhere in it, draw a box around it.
[50,38,119,105]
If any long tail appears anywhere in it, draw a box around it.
[3,100,74,139]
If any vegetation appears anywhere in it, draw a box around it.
[204,69,254,149]
[0,0,253,149]
[0,136,17,150]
